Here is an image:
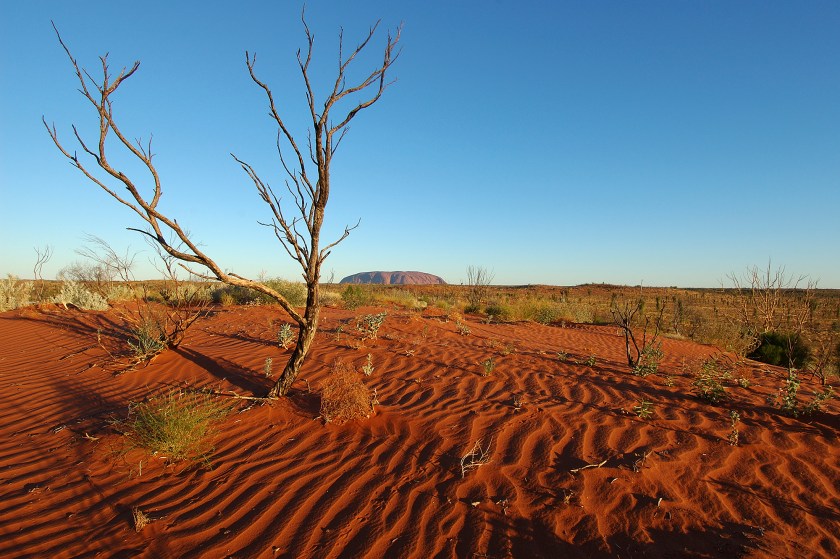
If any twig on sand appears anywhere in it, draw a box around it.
[201,389,276,402]
[570,458,608,474]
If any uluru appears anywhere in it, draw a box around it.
[339,271,447,285]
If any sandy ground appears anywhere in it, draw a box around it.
[0,303,837,558]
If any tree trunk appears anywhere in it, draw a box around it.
[267,285,320,398]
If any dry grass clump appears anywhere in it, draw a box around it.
[320,361,375,424]
[113,389,231,466]
[132,507,151,531]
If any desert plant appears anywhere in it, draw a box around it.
[46,14,401,398]
[456,320,471,336]
[769,372,834,416]
[585,355,597,367]
[113,390,230,466]
[0,275,33,312]
[361,353,374,376]
[692,357,730,404]
[132,507,151,532]
[341,285,371,310]
[748,331,810,369]
[728,410,740,446]
[633,400,654,419]
[633,343,664,377]
[53,280,110,311]
[460,438,492,478]
[611,289,666,369]
[466,266,494,310]
[802,386,835,416]
[128,316,167,359]
[480,357,496,377]
[277,323,294,349]
[263,357,273,378]
[357,312,387,340]
[320,361,375,424]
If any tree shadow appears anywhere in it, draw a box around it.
[607,520,763,558]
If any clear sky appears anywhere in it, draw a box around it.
[2,1,838,287]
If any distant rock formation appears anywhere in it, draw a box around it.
[339,271,447,285]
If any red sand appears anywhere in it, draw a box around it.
[0,304,837,558]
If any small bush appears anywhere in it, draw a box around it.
[485,302,511,322]
[633,400,654,419]
[692,357,730,404]
[277,323,295,349]
[263,279,307,307]
[481,357,496,377]
[357,312,387,340]
[128,317,167,359]
[53,280,109,310]
[113,390,230,465]
[320,361,375,424]
[342,285,371,310]
[0,275,33,311]
[633,344,664,377]
[748,331,810,369]
[769,372,835,416]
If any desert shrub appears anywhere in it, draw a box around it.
[485,302,512,322]
[53,280,109,310]
[633,343,664,377]
[528,301,561,324]
[748,331,810,369]
[768,371,835,416]
[106,284,143,302]
[263,279,307,306]
[481,357,496,377]
[0,275,33,311]
[320,361,375,424]
[633,400,654,419]
[463,303,482,314]
[371,288,427,311]
[342,285,371,310]
[320,289,343,307]
[357,312,387,340]
[113,390,230,465]
[128,317,167,359]
[692,357,731,404]
[277,323,295,349]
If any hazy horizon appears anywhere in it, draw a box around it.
[2,1,839,288]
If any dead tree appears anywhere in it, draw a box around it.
[43,14,401,398]
[610,289,665,369]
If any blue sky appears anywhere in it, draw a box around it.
[2,1,838,287]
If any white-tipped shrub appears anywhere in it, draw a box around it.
[0,275,33,312]
[53,280,109,310]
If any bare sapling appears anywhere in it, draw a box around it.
[610,287,666,369]
[44,12,401,397]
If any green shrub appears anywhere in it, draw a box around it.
[114,390,230,465]
[485,302,511,322]
[692,357,730,403]
[341,285,371,310]
[263,279,307,306]
[128,317,167,359]
[53,280,109,310]
[748,331,810,369]
[357,312,387,340]
[0,275,33,311]
[211,285,256,305]
[633,344,664,377]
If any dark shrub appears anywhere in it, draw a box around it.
[748,331,810,369]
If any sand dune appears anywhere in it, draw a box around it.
[0,304,837,558]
